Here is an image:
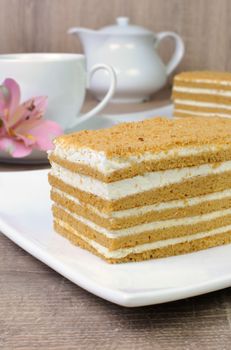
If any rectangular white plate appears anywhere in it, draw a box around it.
[0,169,231,307]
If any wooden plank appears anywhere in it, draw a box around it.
[0,232,231,349]
[0,0,230,71]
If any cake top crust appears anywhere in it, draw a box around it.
[54,117,231,158]
[174,71,231,82]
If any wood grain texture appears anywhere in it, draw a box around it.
[0,232,231,350]
[0,0,230,71]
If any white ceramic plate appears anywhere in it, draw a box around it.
[0,104,173,164]
[0,169,231,307]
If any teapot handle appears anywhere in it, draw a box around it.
[155,31,185,76]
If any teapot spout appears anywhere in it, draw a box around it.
[68,27,105,55]
[68,27,96,36]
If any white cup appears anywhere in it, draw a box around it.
[0,53,117,131]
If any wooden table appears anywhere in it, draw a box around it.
[1,90,231,350]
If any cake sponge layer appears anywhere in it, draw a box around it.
[54,220,231,263]
[53,117,231,159]
[172,92,231,105]
[174,71,231,85]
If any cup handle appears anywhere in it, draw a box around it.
[155,31,185,76]
[69,64,117,128]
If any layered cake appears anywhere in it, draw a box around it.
[48,117,231,263]
[172,71,231,119]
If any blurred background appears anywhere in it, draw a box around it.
[1,0,230,74]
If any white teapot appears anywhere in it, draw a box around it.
[68,17,184,103]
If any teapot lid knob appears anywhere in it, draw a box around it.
[100,16,153,35]
[116,17,130,26]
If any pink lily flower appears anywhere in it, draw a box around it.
[0,78,63,157]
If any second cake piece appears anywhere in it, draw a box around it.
[172,71,231,119]
[49,117,231,263]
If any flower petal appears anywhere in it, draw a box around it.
[13,117,44,136]
[30,120,63,150]
[0,86,8,111]
[0,118,6,134]
[21,96,48,119]
[32,96,48,113]
[0,136,32,157]
[9,96,48,129]
[3,78,21,116]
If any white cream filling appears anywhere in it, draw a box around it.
[56,219,231,259]
[175,99,231,110]
[174,86,231,96]
[53,144,228,174]
[50,160,231,200]
[53,188,231,219]
[174,78,231,86]
[56,204,231,238]
[174,109,231,119]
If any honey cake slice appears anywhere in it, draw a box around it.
[49,117,231,263]
[172,71,231,119]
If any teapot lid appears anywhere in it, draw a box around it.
[99,17,154,35]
